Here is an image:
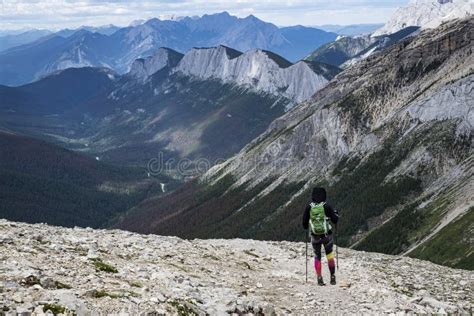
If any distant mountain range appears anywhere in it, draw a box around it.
[53,24,121,38]
[0,12,337,86]
[0,29,53,52]
[315,24,384,36]
[305,26,420,67]
[0,45,339,171]
[0,25,120,53]
[4,1,469,86]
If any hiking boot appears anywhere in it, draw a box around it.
[317,276,325,286]
[330,274,336,285]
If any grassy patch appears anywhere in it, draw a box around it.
[409,208,474,270]
[169,299,199,316]
[91,289,140,299]
[92,290,121,299]
[129,280,143,288]
[329,137,423,244]
[213,180,305,239]
[43,304,66,315]
[355,202,423,254]
[89,258,118,273]
[55,281,72,289]
[357,174,472,266]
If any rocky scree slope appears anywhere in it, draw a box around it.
[1,220,472,315]
[115,18,474,269]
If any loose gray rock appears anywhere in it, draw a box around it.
[0,219,471,315]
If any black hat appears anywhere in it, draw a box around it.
[312,187,326,203]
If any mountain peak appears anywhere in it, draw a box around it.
[218,45,243,59]
[244,14,259,21]
[242,14,267,25]
[211,11,231,17]
[128,47,183,80]
[69,28,93,39]
[260,50,293,68]
[373,0,473,36]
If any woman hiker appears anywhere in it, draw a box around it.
[302,187,339,285]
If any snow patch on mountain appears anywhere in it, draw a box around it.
[373,0,473,36]
[174,45,329,102]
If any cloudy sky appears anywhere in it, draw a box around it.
[1,0,409,30]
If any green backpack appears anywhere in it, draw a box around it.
[309,202,331,235]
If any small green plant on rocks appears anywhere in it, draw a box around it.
[89,258,118,273]
[93,290,121,299]
[129,280,143,288]
[55,281,72,289]
[43,304,66,315]
[169,299,199,316]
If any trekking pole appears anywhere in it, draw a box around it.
[335,223,339,271]
[305,230,308,283]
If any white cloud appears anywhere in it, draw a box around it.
[0,0,408,30]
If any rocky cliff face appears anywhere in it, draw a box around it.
[305,35,376,66]
[128,47,183,81]
[305,26,420,67]
[373,0,473,36]
[173,45,335,103]
[1,220,472,315]
[115,18,473,268]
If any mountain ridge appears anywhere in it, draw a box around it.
[172,45,337,102]
[113,17,474,269]
[0,12,337,86]
[0,44,339,176]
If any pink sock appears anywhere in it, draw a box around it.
[314,258,322,276]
